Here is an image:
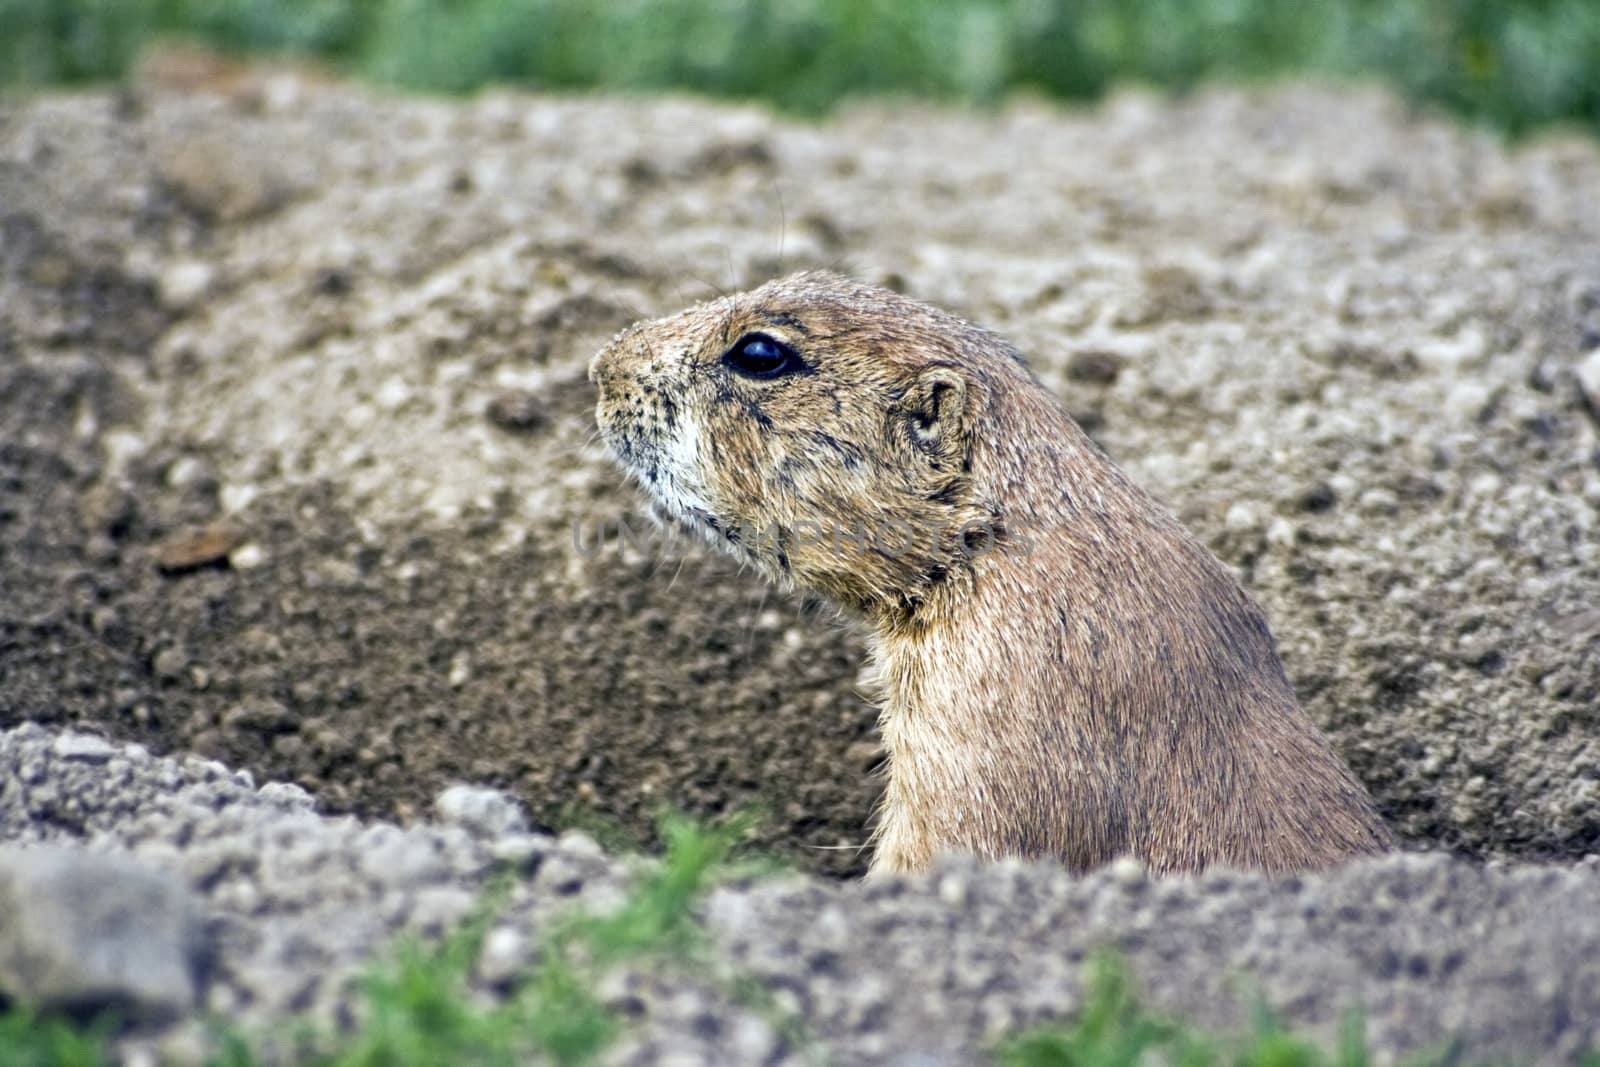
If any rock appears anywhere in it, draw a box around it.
[355,827,449,886]
[159,260,215,311]
[434,784,529,838]
[153,521,245,574]
[1224,501,1259,531]
[221,698,293,733]
[1065,349,1125,384]
[150,645,189,682]
[485,388,549,432]
[157,136,294,222]
[844,740,885,771]
[51,732,116,764]
[475,925,532,987]
[228,542,266,570]
[257,782,316,811]
[0,847,210,1024]
[488,833,547,867]
[1577,348,1600,422]
[78,484,137,537]
[406,886,477,936]
[1108,856,1147,885]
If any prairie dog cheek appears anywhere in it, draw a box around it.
[653,402,718,518]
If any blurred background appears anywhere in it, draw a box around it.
[2,0,1597,137]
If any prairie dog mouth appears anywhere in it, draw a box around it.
[601,413,723,545]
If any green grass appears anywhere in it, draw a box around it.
[1,1,1597,138]
[998,956,1397,1067]
[0,1007,117,1067]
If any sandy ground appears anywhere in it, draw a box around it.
[1,67,1599,1061]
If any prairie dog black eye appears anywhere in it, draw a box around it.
[723,333,801,379]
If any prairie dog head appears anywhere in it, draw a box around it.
[590,271,1043,617]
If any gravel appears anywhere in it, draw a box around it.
[3,723,1599,1063]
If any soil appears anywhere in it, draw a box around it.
[2,70,1599,886]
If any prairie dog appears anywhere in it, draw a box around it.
[590,271,1392,876]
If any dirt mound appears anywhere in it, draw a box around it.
[1,76,1597,878]
[5,723,1599,1063]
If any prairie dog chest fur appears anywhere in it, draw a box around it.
[590,271,1392,877]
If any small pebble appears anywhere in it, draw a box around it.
[52,732,115,763]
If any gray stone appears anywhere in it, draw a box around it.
[0,846,210,1024]
[1578,348,1600,420]
[257,782,316,811]
[433,784,529,838]
[475,925,532,987]
[488,833,547,866]
[51,732,116,763]
[356,825,449,886]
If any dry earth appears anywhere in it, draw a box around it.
[1,67,1599,1062]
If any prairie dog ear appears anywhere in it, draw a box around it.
[903,364,974,455]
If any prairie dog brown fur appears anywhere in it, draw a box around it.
[590,271,1392,876]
